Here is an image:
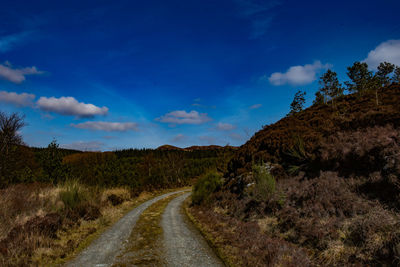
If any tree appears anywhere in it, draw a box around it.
[0,112,25,187]
[393,66,400,84]
[319,69,343,106]
[376,62,395,87]
[288,90,306,116]
[0,112,25,155]
[313,91,324,105]
[42,139,64,184]
[345,62,373,94]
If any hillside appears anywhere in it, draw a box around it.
[228,83,400,178]
[188,84,400,266]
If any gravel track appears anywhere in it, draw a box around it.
[161,192,224,267]
[66,190,186,267]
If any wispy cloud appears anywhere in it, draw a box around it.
[0,91,35,107]
[156,110,211,125]
[268,60,330,86]
[235,0,281,16]
[0,62,44,83]
[171,133,187,143]
[216,122,236,131]
[230,132,244,141]
[364,40,400,69]
[234,0,281,39]
[249,103,262,109]
[37,96,108,118]
[71,121,138,132]
[61,141,104,151]
[0,32,32,53]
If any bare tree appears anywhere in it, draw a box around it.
[0,112,25,155]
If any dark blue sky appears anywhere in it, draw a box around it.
[1,0,399,150]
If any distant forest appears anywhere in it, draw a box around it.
[0,118,236,190]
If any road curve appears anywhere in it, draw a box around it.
[161,192,224,267]
[66,190,187,267]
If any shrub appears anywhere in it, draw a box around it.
[251,164,276,201]
[59,179,87,210]
[192,171,222,205]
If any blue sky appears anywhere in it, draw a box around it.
[1,0,400,150]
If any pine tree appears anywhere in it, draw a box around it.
[42,139,64,184]
[288,90,306,116]
[313,91,324,105]
[345,62,373,94]
[393,66,400,84]
[319,69,343,106]
[376,62,395,87]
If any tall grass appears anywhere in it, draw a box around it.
[59,179,88,210]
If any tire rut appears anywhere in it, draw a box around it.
[66,190,187,267]
[161,193,224,267]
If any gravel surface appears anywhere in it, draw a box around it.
[161,193,224,267]
[66,190,186,267]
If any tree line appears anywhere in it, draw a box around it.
[0,112,236,189]
[288,61,400,115]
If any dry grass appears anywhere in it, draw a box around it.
[0,182,190,267]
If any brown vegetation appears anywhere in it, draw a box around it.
[191,85,400,266]
[0,182,184,266]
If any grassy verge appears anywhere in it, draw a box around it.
[113,191,187,266]
[183,196,235,267]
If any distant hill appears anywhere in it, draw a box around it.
[156,145,184,151]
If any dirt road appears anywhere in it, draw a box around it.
[66,190,186,267]
[161,192,224,267]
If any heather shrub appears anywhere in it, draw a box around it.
[192,171,222,205]
[318,125,400,177]
[251,164,276,201]
[101,187,131,206]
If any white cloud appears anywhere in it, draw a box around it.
[37,96,108,117]
[61,141,104,151]
[0,91,35,107]
[71,121,138,132]
[0,62,44,83]
[155,110,211,125]
[216,122,236,131]
[364,40,400,69]
[268,61,330,86]
[249,104,262,109]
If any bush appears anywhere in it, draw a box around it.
[59,179,87,210]
[192,172,222,205]
[251,164,276,201]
